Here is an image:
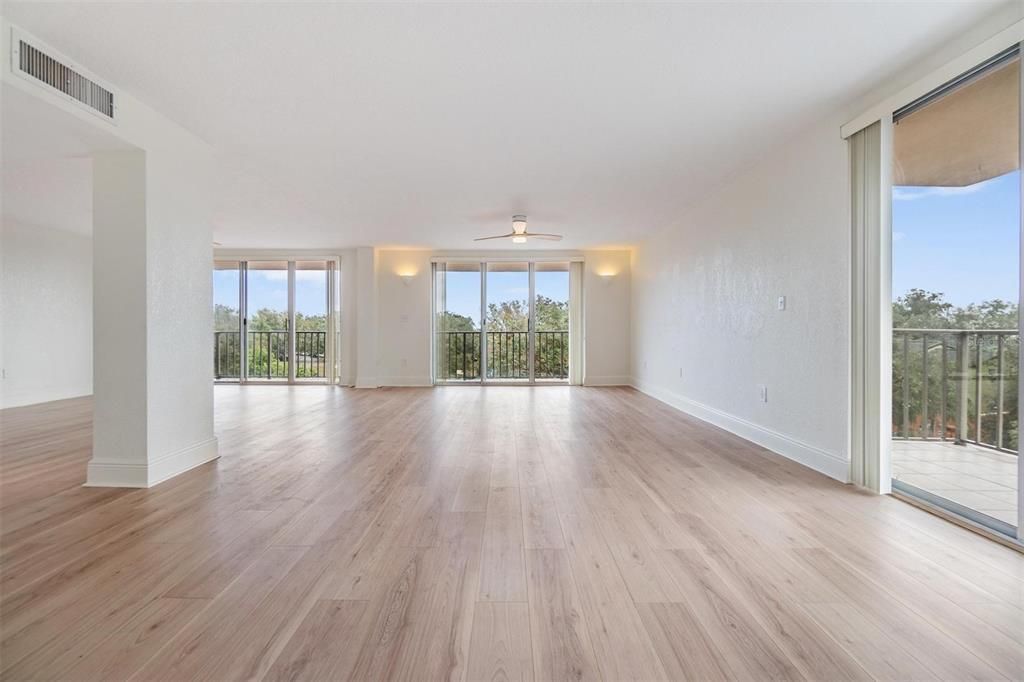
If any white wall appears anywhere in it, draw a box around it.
[583,250,631,385]
[0,219,93,408]
[377,249,433,386]
[631,117,851,480]
[339,248,359,386]
[2,19,218,486]
[629,10,1024,483]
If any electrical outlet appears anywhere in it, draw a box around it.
[758,384,768,403]
[777,296,786,311]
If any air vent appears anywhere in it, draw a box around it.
[12,32,115,120]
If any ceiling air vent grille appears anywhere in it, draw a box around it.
[16,39,114,119]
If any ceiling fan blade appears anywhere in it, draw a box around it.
[473,232,516,241]
[527,233,563,241]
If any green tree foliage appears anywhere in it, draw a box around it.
[213,306,327,379]
[435,297,570,380]
[486,300,529,331]
[484,296,568,331]
[245,308,327,332]
[893,290,1018,450]
[214,304,240,332]
[892,289,1017,330]
[482,297,569,378]
[438,311,477,332]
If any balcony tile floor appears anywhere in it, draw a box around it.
[892,440,1018,526]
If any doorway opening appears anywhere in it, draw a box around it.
[889,47,1020,537]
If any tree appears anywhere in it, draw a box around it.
[486,300,529,331]
[438,311,477,332]
[892,290,1018,450]
[481,297,570,378]
[892,289,954,329]
[214,304,239,332]
[535,295,568,331]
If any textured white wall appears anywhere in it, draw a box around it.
[0,220,93,408]
[631,117,851,478]
[376,250,433,386]
[627,8,1024,483]
[583,250,631,385]
[2,21,219,484]
[142,145,215,464]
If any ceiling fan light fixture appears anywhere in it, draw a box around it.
[473,214,563,243]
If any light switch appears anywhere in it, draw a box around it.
[777,296,786,311]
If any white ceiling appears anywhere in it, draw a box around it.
[0,1,1012,249]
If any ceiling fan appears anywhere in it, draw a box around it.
[474,215,563,243]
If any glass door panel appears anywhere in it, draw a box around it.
[486,262,530,382]
[890,51,1020,536]
[295,261,329,382]
[246,260,290,381]
[213,260,241,381]
[435,262,482,382]
[534,262,570,382]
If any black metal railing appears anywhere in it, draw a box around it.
[893,328,1018,453]
[295,331,327,379]
[247,330,289,379]
[534,330,569,379]
[214,331,241,379]
[486,331,530,379]
[436,330,568,381]
[213,330,326,380]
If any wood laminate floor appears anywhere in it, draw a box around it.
[1,385,1022,681]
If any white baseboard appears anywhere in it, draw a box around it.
[631,380,850,483]
[583,375,632,386]
[85,437,219,488]
[354,376,379,389]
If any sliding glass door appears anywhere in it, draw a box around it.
[534,262,570,381]
[486,262,530,382]
[246,261,290,381]
[890,47,1021,537]
[212,258,339,385]
[434,262,483,382]
[213,261,242,381]
[432,260,573,384]
[295,261,329,381]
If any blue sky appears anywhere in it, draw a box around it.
[213,268,327,316]
[214,265,568,325]
[893,170,1019,307]
[442,269,569,327]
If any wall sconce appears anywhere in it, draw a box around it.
[598,272,616,286]
[399,274,415,287]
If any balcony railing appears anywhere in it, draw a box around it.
[213,330,326,380]
[893,328,1018,453]
[437,330,569,381]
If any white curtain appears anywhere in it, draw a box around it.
[569,261,584,385]
[850,121,890,492]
